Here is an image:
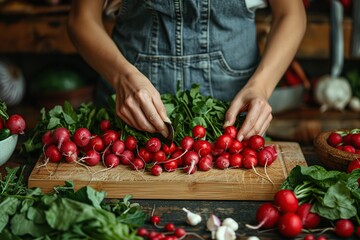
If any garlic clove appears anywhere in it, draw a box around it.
[207,214,221,239]
[349,96,360,112]
[215,226,236,240]
[221,217,239,231]
[182,207,202,226]
[247,237,260,240]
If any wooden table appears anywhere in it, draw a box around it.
[2,143,356,240]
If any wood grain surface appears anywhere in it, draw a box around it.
[28,141,307,200]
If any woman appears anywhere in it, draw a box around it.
[67,0,306,140]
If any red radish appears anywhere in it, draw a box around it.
[60,141,77,157]
[164,223,175,232]
[131,157,145,170]
[180,136,194,151]
[150,215,161,224]
[171,150,184,166]
[52,127,71,149]
[228,139,243,154]
[104,153,120,168]
[198,156,212,171]
[215,156,230,169]
[257,148,275,167]
[119,149,134,165]
[152,150,166,163]
[263,145,277,160]
[343,133,353,145]
[327,132,343,147]
[277,212,303,237]
[151,165,163,176]
[44,145,62,163]
[224,125,237,139]
[211,145,224,157]
[229,153,243,168]
[248,135,265,151]
[242,154,258,169]
[192,139,212,158]
[216,134,233,150]
[65,152,77,163]
[145,137,162,153]
[162,142,176,155]
[219,152,230,159]
[246,202,279,229]
[164,160,178,172]
[184,164,197,174]
[138,147,153,163]
[351,133,360,149]
[112,139,125,156]
[317,236,327,240]
[84,149,101,166]
[87,135,104,152]
[72,127,91,147]
[241,147,257,157]
[347,158,360,173]
[183,151,199,167]
[192,125,206,139]
[5,114,26,135]
[124,135,137,151]
[99,119,111,132]
[296,203,321,229]
[273,189,298,213]
[334,219,354,238]
[42,130,53,146]
[137,228,148,237]
[303,234,315,240]
[102,130,119,146]
[343,145,356,153]
[174,228,186,238]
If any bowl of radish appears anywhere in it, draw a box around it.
[313,128,360,171]
[0,134,18,166]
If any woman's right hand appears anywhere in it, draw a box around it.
[113,68,170,138]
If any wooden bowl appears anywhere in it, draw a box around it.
[313,130,360,171]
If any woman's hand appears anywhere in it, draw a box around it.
[114,69,169,138]
[224,84,272,141]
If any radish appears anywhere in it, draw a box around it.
[277,212,303,237]
[171,150,184,166]
[41,130,53,146]
[72,127,91,147]
[263,145,277,160]
[273,189,298,213]
[87,135,105,152]
[215,156,230,169]
[152,150,166,163]
[333,219,354,238]
[119,149,134,165]
[164,222,175,232]
[193,139,212,158]
[192,125,206,139]
[246,202,279,229]
[183,151,199,168]
[84,149,100,166]
[65,152,77,163]
[180,136,194,151]
[224,125,237,139]
[151,165,163,176]
[60,141,77,157]
[131,157,145,170]
[145,137,162,153]
[257,148,275,167]
[248,135,265,151]
[228,139,243,154]
[104,153,119,168]
[102,129,119,146]
[327,132,343,147]
[99,119,111,132]
[164,160,178,172]
[296,203,321,229]
[138,147,153,163]
[5,114,26,135]
[124,135,137,151]
[198,156,213,171]
[184,164,197,174]
[162,142,176,155]
[174,228,186,238]
[241,147,257,157]
[44,145,62,163]
[343,145,356,153]
[242,154,258,169]
[137,228,148,238]
[351,133,360,149]
[343,133,353,145]
[215,134,233,150]
[52,127,70,149]
[112,139,125,156]
[229,153,243,168]
[347,158,360,173]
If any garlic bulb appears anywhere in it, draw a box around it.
[215,226,236,240]
[349,96,360,112]
[314,75,352,112]
[222,218,239,231]
[0,61,25,107]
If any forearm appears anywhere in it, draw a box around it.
[67,0,135,87]
[248,0,307,99]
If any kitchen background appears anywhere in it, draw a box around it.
[0,0,359,145]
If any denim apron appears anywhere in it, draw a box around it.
[97,0,260,104]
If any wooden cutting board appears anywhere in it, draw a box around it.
[28,141,307,200]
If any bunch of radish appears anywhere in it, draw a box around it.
[40,121,278,177]
[246,189,360,239]
[327,129,360,154]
